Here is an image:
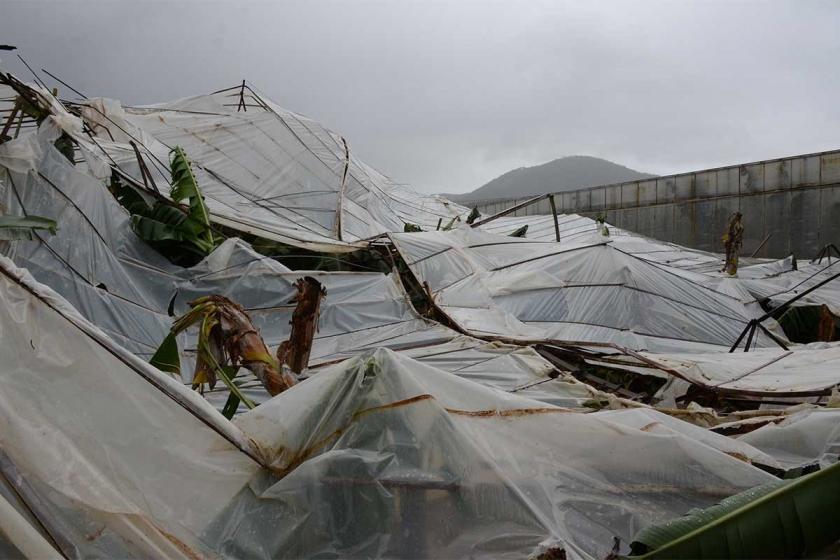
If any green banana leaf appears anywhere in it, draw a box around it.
[169,146,214,248]
[113,151,218,265]
[465,207,481,224]
[627,460,840,559]
[0,214,57,240]
[149,332,180,375]
[509,224,528,237]
[149,328,254,418]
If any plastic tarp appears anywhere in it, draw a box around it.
[479,213,631,245]
[638,342,840,396]
[203,335,604,413]
[233,347,776,559]
[0,110,604,416]
[478,213,765,275]
[0,123,457,380]
[72,85,466,251]
[0,256,780,559]
[732,259,840,315]
[0,256,262,558]
[379,336,606,409]
[594,408,782,469]
[5,118,617,417]
[390,227,780,352]
[738,408,840,469]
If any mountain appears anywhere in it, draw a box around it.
[443,156,656,202]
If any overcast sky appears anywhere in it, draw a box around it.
[2,0,839,194]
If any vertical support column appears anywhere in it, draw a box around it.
[548,194,561,242]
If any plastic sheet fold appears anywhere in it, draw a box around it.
[390,228,781,352]
[72,86,467,251]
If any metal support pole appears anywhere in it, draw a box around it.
[548,194,561,242]
[129,140,161,196]
[0,100,20,140]
[729,319,754,353]
[755,268,840,323]
[236,79,247,112]
[742,322,757,352]
[470,193,549,228]
[730,268,840,351]
[749,233,772,258]
[756,322,790,351]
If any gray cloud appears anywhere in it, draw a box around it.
[2,0,839,193]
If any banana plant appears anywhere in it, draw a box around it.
[111,147,220,265]
[0,215,57,240]
[150,295,297,418]
[168,146,214,250]
[627,459,840,559]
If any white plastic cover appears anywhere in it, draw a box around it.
[481,213,746,270]
[0,125,457,380]
[595,408,782,469]
[390,228,780,352]
[733,259,840,315]
[3,114,607,418]
[73,85,467,251]
[638,342,840,396]
[234,348,776,559]
[0,257,778,559]
[0,256,262,558]
[738,408,840,469]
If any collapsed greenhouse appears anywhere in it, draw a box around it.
[1,69,840,559]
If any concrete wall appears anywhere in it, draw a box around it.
[467,149,840,259]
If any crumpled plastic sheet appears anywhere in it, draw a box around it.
[390,227,781,352]
[595,408,782,469]
[343,336,603,409]
[0,128,458,385]
[0,258,778,559]
[479,214,631,245]
[233,348,776,559]
[638,341,840,395]
[734,259,840,316]
[479,214,837,315]
[479,214,775,276]
[202,334,599,414]
[3,118,599,417]
[0,256,261,559]
[70,85,466,251]
[738,408,840,469]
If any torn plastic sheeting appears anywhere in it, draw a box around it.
[396,336,556,385]
[359,336,601,409]
[480,213,834,323]
[638,342,840,395]
[0,128,458,380]
[232,347,776,559]
[0,255,266,558]
[0,123,179,353]
[478,213,777,276]
[390,227,781,352]
[184,259,457,368]
[478,213,630,244]
[596,408,782,470]
[737,259,840,316]
[738,408,840,469]
[0,254,779,559]
[69,85,467,251]
[203,334,605,414]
